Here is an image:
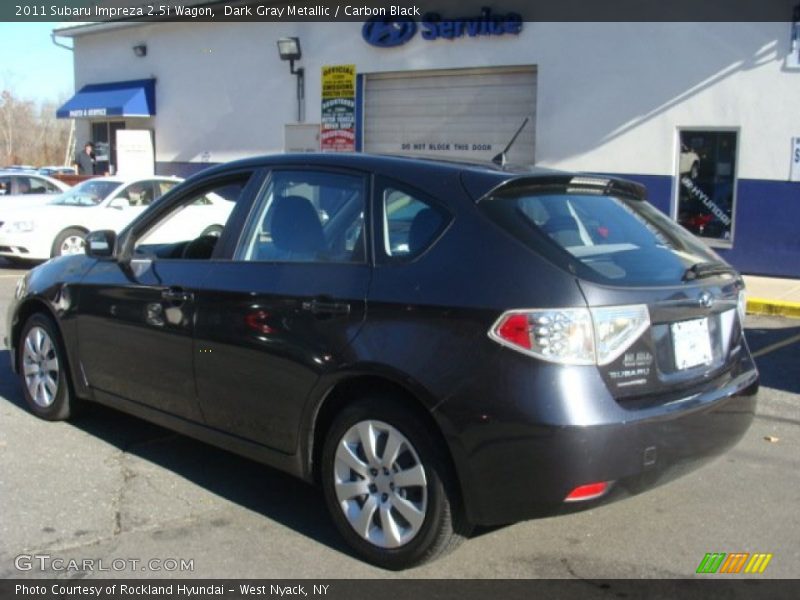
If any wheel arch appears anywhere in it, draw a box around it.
[305,372,467,518]
[11,298,59,370]
[51,226,91,257]
[11,297,86,400]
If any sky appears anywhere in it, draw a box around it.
[0,22,75,104]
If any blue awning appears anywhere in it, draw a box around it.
[56,79,156,119]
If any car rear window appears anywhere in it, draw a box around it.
[480,186,724,286]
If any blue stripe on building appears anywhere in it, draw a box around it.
[610,173,800,278]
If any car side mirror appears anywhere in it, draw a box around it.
[108,197,129,210]
[85,230,117,259]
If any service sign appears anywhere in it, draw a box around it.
[362,8,523,47]
[321,65,356,152]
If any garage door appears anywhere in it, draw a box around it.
[363,66,536,165]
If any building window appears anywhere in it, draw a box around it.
[676,129,738,244]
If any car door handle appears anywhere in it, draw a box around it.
[302,298,351,316]
[161,287,194,303]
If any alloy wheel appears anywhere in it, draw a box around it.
[22,326,60,407]
[333,420,428,548]
[60,235,86,255]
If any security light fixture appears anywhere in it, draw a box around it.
[277,37,305,122]
[133,43,147,57]
[277,37,302,66]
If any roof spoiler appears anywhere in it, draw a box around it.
[474,174,648,203]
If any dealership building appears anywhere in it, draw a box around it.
[55,14,800,276]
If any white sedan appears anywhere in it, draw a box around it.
[0,176,182,264]
[0,171,72,210]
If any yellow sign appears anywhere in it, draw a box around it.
[322,65,356,100]
[321,65,356,152]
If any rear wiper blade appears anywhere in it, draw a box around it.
[682,262,737,281]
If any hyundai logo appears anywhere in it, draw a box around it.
[362,17,417,47]
[699,291,714,308]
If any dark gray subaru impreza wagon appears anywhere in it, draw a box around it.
[6,153,758,569]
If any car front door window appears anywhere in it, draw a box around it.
[134,180,246,260]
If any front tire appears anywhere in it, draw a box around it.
[18,313,74,421]
[52,228,87,257]
[321,397,466,569]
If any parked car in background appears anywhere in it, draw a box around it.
[0,175,183,264]
[38,166,78,177]
[679,144,701,179]
[5,154,758,569]
[0,171,72,210]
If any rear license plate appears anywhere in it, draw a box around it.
[671,317,713,370]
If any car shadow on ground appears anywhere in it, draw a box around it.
[0,258,33,270]
[0,349,354,561]
[745,324,800,395]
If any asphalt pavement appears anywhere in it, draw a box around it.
[0,261,797,579]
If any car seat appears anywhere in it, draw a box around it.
[264,195,325,261]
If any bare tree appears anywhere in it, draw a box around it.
[0,88,71,167]
[0,90,21,163]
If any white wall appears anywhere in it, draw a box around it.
[71,21,798,180]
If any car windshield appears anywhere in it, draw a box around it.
[50,180,119,207]
[480,187,725,286]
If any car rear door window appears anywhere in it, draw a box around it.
[237,170,366,264]
[20,176,61,194]
[381,185,450,260]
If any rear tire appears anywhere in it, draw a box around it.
[18,313,75,421]
[321,397,467,569]
[52,228,87,257]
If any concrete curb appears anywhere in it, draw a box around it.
[747,298,800,319]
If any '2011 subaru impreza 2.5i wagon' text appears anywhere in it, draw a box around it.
[6,154,758,569]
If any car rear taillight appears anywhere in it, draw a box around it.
[496,313,533,350]
[564,481,611,502]
[489,305,650,366]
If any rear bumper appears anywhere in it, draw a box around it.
[435,352,759,526]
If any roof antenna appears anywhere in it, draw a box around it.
[492,116,530,167]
